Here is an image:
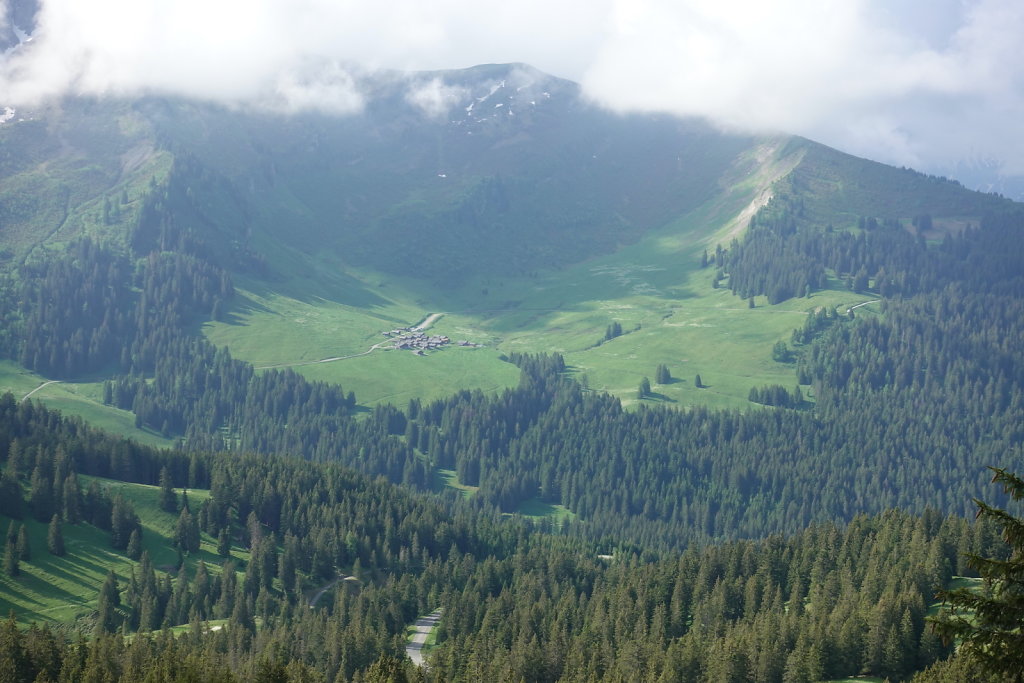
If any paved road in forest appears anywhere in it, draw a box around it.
[406,609,443,666]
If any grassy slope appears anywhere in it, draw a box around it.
[204,138,878,412]
[0,477,244,626]
[0,361,176,449]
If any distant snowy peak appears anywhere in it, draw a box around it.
[452,77,543,125]
[403,63,573,131]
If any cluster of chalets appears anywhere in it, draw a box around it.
[381,328,480,355]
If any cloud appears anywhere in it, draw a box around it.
[1,0,1022,178]
[405,78,468,119]
[581,0,1024,174]
[262,59,363,115]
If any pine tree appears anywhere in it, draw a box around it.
[637,377,651,399]
[655,364,672,385]
[110,495,139,551]
[95,571,121,635]
[0,613,31,681]
[3,537,19,577]
[695,374,703,389]
[62,473,82,523]
[47,514,65,556]
[217,527,231,557]
[174,508,200,553]
[16,525,30,561]
[29,466,53,522]
[126,528,142,561]
[931,467,1024,678]
[158,466,177,513]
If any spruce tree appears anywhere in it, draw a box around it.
[931,467,1024,678]
[29,466,53,522]
[47,514,65,556]
[158,466,177,513]
[3,537,18,577]
[95,571,121,635]
[16,525,30,561]
[217,528,231,557]
[126,528,142,561]
[655,364,672,385]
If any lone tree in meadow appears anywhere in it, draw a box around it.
[637,377,652,399]
[930,467,1024,678]
[655,364,672,385]
[694,374,703,389]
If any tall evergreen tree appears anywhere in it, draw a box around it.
[95,571,121,635]
[655,364,672,384]
[47,514,65,556]
[3,537,18,577]
[16,525,30,562]
[158,466,177,513]
[931,467,1024,678]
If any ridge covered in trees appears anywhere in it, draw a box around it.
[0,396,1012,681]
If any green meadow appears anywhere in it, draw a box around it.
[0,361,176,450]
[0,477,244,627]
[201,153,878,413]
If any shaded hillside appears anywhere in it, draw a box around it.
[777,137,1012,230]
[0,64,1014,290]
[136,64,758,284]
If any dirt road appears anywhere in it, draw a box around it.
[22,380,61,402]
[406,609,443,666]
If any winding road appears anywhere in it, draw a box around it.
[22,380,61,402]
[406,609,443,666]
[307,577,343,608]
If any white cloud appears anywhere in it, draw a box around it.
[581,0,1024,174]
[262,59,363,115]
[406,78,468,119]
[1,0,1022,178]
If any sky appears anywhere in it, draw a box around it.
[2,0,1023,181]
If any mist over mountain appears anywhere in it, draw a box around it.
[1,61,1010,288]
[2,0,1022,196]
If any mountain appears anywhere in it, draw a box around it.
[0,63,1014,417]
[0,62,1022,681]
[1,63,1009,278]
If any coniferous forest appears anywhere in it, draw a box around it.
[1,140,1023,680]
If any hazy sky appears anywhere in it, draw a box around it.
[2,0,1022,177]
